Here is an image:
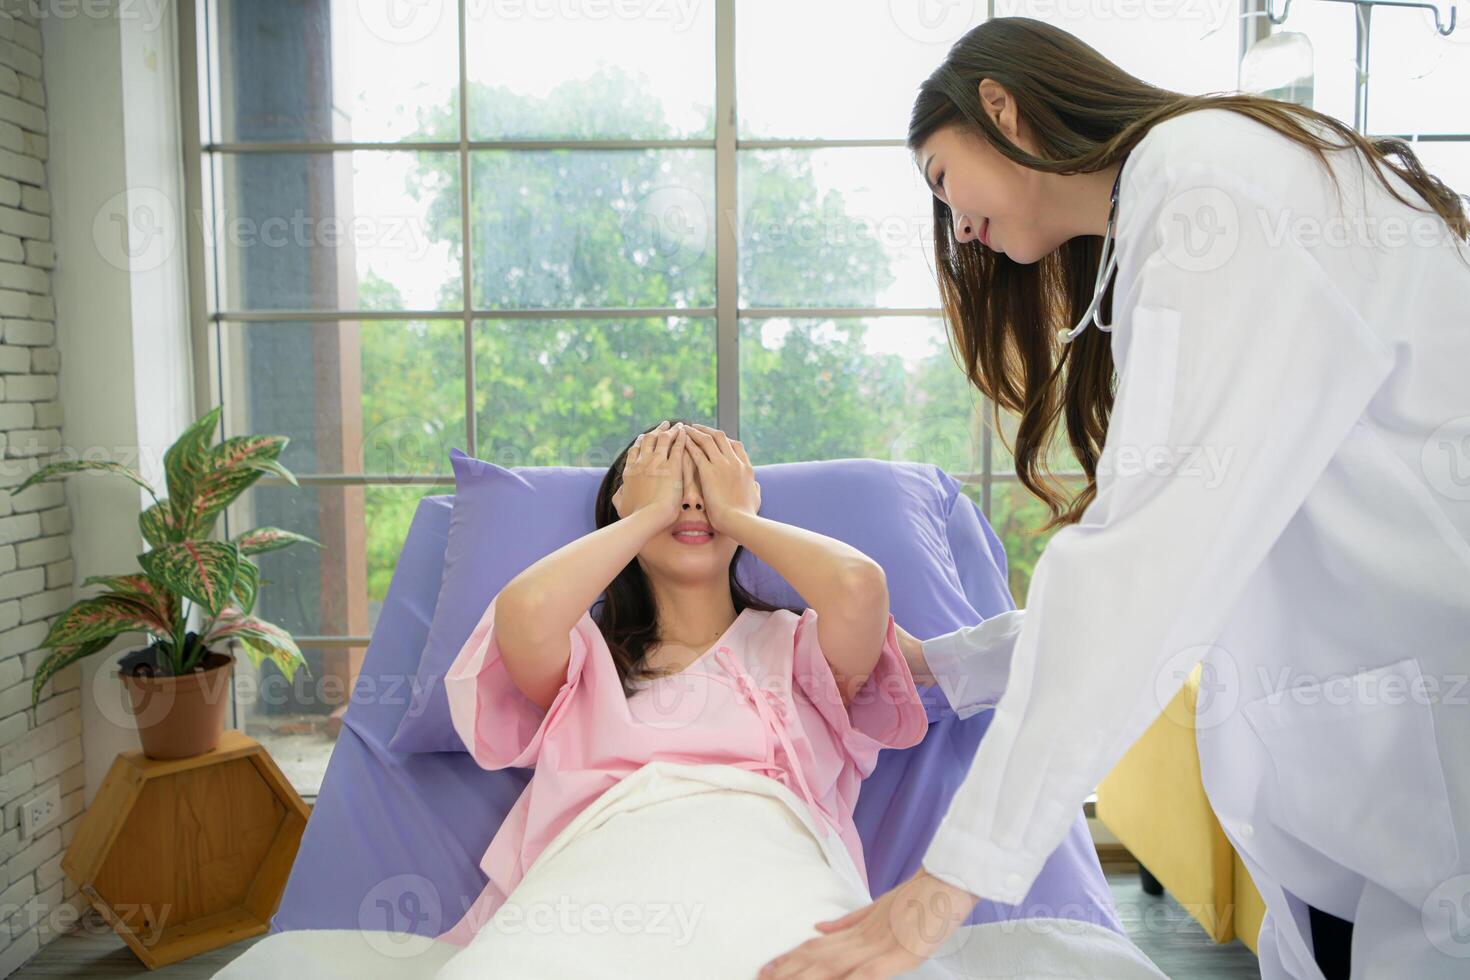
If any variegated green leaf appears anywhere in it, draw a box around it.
[138,541,240,616]
[246,454,297,487]
[162,407,222,509]
[139,499,187,548]
[177,473,256,539]
[231,558,260,616]
[239,636,308,684]
[203,608,307,683]
[232,526,320,556]
[207,434,288,473]
[42,594,170,648]
[32,636,112,708]
[78,573,179,627]
[177,435,291,538]
[163,405,220,502]
[9,459,157,499]
[162,410,222,515]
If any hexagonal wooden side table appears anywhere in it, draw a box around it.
[61,730,310,969]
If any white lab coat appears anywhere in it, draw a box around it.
[917,107,1470,980]
[922,608,1025,717]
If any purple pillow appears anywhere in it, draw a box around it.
[388,447,1004,754]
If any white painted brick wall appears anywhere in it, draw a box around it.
[0,7,83,976]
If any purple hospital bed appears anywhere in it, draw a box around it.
[271,494,1122,939]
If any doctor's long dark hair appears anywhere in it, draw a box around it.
[591,418,797,697]
[910,17,1470,530]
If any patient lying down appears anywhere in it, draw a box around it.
[432,419,930,977]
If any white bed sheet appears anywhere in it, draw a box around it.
[218,762,1167,979]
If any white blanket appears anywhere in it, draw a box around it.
[218,761,1167,979]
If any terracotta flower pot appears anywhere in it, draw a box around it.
[119,650,235,760]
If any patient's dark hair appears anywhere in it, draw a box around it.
[910,16,1470,532]
[592,418,798,697]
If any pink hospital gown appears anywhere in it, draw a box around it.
[437,594,929,945]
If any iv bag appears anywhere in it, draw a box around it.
[1241,30,1316,108]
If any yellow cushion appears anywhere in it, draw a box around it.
[1232,857,1266,955]
[1095,663,1236,943]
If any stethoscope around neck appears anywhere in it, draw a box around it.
[1059,156,1128,344]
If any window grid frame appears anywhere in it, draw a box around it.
[178,0,1465,649]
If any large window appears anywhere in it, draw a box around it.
[183,0,1465,792]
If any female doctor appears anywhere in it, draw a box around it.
[761,17,1470,980]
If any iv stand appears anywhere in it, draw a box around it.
[1264,0,1458,36]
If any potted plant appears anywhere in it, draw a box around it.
[14,406,318,759]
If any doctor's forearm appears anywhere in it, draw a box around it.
[921,609,1026,717]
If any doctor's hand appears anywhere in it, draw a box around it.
[757,868,979,979]
[892,623,933,686]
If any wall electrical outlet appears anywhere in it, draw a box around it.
[20,784,60,838]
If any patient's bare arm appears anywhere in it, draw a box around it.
[495,422,689,712]
[893,621,933,685]
[682,424,889,707]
